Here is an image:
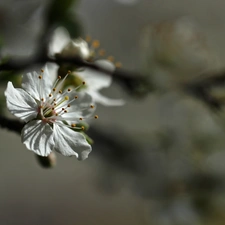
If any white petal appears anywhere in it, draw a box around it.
[5,82,38,122]
[53,123,92,160]
[61,92,94,122]
[75,60,115,91]
[49,27,71,56]
[22,66,53,101]
[21,120,54,156]
[88,90,125,106]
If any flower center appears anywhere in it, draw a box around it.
[36,70,98,131]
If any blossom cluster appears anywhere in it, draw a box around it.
[5,31,124,160]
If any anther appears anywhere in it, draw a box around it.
[71,123,76,128]
[41,69,44,73]
[67,88,71,92]
[52,107,55,110]
[41,98,44,101]
[58,76,61,79]
[62,108,65,111]
[64,110,68,113]
[85,35,91,42]
[55,113,58,116]
[107,56,115,62]
[79,118,83,120]
[49,94,52,97]
[74,96,78,99]
[92,40,100,48]
[67,104,71,107]
[54,103,57,106]
[98,49,105,56]
[53,98,56,101]
[115,62,122,68]
[67,70,71,74]
[90,105,94,109]
[53,88,56,92]
[59,90,63,94]
[94,115,99,119]
[64,96,69,100]
[81,126,85,131]
[38,76,42,79]
[82,81,86,85]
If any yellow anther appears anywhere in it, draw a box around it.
[115,62,122,68]
[92,40,100,48]
[67,104,71,107]
[49,94,52,97]
[85,35,91,42]
[58,76,61,79]
[38,75,42,79]
[41,69,44,73]
[82,81,86,85]
[98,49,106,56]
[81,126,85,131]
[53,88,56,92]
[94,115,99,119]
[75,96,78,99]
[79,118,83,121]
[71,123,76,128]
[90,105,94,109]
[59,90,63,94]
[107,56,115,62]
[67,88,71,92]
[64,96,69,100]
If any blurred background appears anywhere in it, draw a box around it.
[2,0,225,224]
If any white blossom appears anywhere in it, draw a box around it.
[5,65,96,160]
[49,27,125,106]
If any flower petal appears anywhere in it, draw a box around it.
[49,27,71,56]
[61,92,95,122]
[53,123,92,160]
[22,66,53,101]
[5,82,38,122]
[21,120,54,156]
[88,90,125,106]
[75,60,115,91]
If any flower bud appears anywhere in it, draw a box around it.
[36,152,57,168]
[60,38,91,60]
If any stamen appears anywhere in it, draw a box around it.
[67,104,71,107]
[92,40,100,48]
[41,98,44,101]
[94,115,99,119]
[75,96,78,99]
[81,126,85,131]
[38,76,42,79]
[41,69,44,73]
[59,90,63,94]
[67,88,71,92]
[107,56,115,62]
[115,62,122,68]
[71,124,76,127]
[90,105,94,109]
[49,94,52,97]
[79,118,83,120]
[53,88,56,92]
[85,35,91,42]
[98,49,105,56]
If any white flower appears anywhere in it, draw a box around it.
[74,59,125,106]
[5,66,96,160]
[49,27,125,106]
